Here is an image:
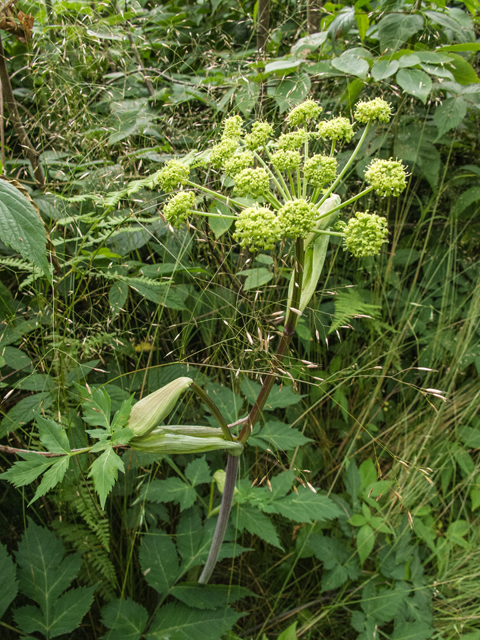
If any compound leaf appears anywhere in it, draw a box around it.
[88,446,124,508]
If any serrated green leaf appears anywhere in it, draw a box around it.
[203,382,242,425]
[109,279,129,319]
[359,459,377,488]
[278,622,298,640]
[139,531,179,595]
[208,203,234,239]
[0,180,50,279]
[0,452,55,487]
[47,585,96,637]
[170,584,255,610]
[35,415,71,454]
[263,489,342,524]
[17,373,55,392]
[234,505,282,549]
[147,601,243,640]
[185,456,212,486]
[88,446,124,508]
[391,622,433,640]
[249,421,313,452]
[101,598,148,640]
[241,379,304,410]
[0,543,18,618]
[446,53,479,84]
[362,584,407,623]
[143,477,197,511]
[111,395,134,432]
[30,456,70,505]
[357,524,375,566]
[0,392,54,438]
[176,507,203,570]
[82,387,111,429]
[349,514,368,527]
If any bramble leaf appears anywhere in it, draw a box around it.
[185,456,212,487]
[35,415,70,455]
[0,453,55,487]
[30,456,70,505]
[82,387,111,429]
[142,477,197,511]
[88,446,124,508]
[100,598,148,640]
[139,531,179,595]
[147,602,243,640]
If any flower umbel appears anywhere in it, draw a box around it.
[278,129,309,151]
[365,159,407,197]
[233,206,281,251]
[271,150,301,171]
[163,191,195,227]
[354,98,392,123]
[286,100,322,127]
[233,168,270,197]
[244,122,274,150]
[224,151,254,178]
[304,154,337,187]
[209,138,239,169]
[343,212,388,257]
[317,117,354,143]
[278,199,318,239]
[222,115,244,140]
[157,160,190,192]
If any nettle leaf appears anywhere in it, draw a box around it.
[0,452,55,488]
[170,584,255,610]
[100,598,148,640]
[143,477,197,512]
[362,583,407,623]
[13,519,95,637]
[233,504,282,549]
[82,387,111,429]
[147,602,243,640]
[0,179,50,279]
[396,69,432,104]
[30,456,70,505]
[139,531,179,595]
[185,456,212,487]
[0,543,18,618]
[249,421,313,452]
[35,415,71,454]
[391,622,433,640]
[88,446,124,508]
[264,488,342,524]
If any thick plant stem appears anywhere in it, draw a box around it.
[0,35,45,188]
[198,454,239,584]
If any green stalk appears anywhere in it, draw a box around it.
[254,150,290,201]
[263,191,282,209]
[318,185,374,213]
[302,138,309,199]
[263,145,292,200]
[185,180,246,210]
[330,140,336,157]
[190,382,232,441]
[318,121,371,207]
[191,210,237,221]
[287,169,297,199]
[296,166,302,199]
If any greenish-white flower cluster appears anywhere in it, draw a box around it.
[234,168,270,197]
[286,100,322,126]
[223,115,244,140]
[304,154,337,187]
[271,149,301,171]
[163,191,195,228]
[209,137,239,169]
[224,151,254,178]
[244,122,274,150]
[233,206,281,251]
[317,117,354,143]
[365,159,407,197]
[354,98,392,123]
[278,199,318,239]
[157,160,190,192]
[343,212,388,257]
[278,129,309,151]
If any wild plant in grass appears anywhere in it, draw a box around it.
[0,98,407,585]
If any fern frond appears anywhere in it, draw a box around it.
[329,289,381,334]
[0,257,35,272]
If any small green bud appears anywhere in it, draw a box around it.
[127,377,193,438]
[304,154,337,187]
[244,122,274,150]
[286,100,322,127]
[233,167,270,197]
[278,129,308,151]
[364,159,407,197]
[233,205,281,251]
[354,98,392,123]
[130,425,244,456]
[157,160,190,192]
[223,151,254,178]
[317,117,354,143]
[209,138,239,169]
[278,198,318,239]
[271,149,301,171]
[343,211,388,257]
[163,191,195,227]
[222,115,244,140]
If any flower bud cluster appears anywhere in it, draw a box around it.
[354,98,392,123]
[233,206,281,250]
[365,159,407,197]
[234,168,270,197]
[223,115,244,140]
[163,191,195,228]
[343,211,388,257]
[209,137,239,169]
[224,151,254,178]
[271,149,301,171]
[278,129,308,151]
[304,154,337,188]
[244,122,274,150]
[287,100,322,127]
[278,198,318,238]
[157,160,190,192]
[317,117,354,143]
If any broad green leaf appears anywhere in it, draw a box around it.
[30,456,70,505]
[170,584,254,610]
[434,97,467,138]
[248,421,313,452]
[143,477,197,512]
[241,380,304,410]
[439,43,480,52]
[110,396,134,433]
[397,54,421,68]
[139,531,179,595]
[332,54,369,79]
[17,373,55,392]
[420,63,454,80]
[0,543,18,618]
[204,382,242,425]
[396,69,432,103]
[356,12,369,40]
[359,459,377,488]
[147,602,243,640]
[291,31,328,55]
[0,180,50,279]
[470,488,480,511]
[65,359,100,386]
[264,489,342,524]
[378,14,424,52]
[100,598,148,640]
[349,514,367,527]
[278,622,298,640]
[208,203,234,239]
[446,53,480,84]
[356,523,375,566]
[344,460,361,499]
[264,58,303,74]
[451,187,480,219]
[2,346,32,370]
[0,392,54,438]
[234,505,282,548]
[36,415,71,454]
[267,72,311,113]
[391,622,433,640]
[362,584,405,623]
[176,508,203,570]
[47,586,97,637]
[88,446,124,508]
[237,268,273,291]
[109,280,128,318]
[0,453,54,487]
[82,387,111,429]
[185,457,212,486]
[371,59,399,81]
